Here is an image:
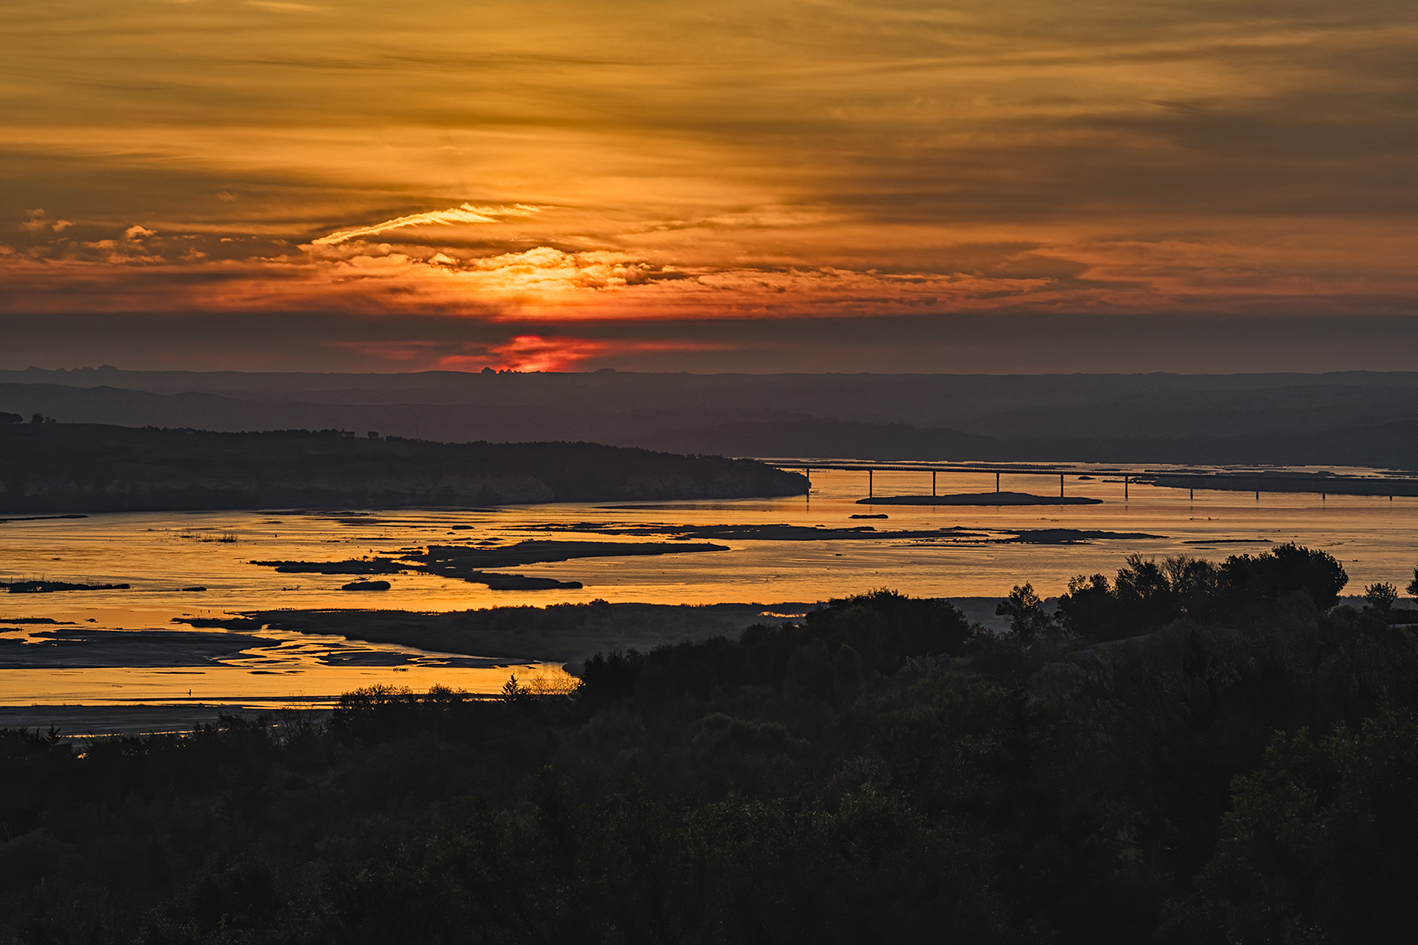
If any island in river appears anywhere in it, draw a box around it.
[860,491,1103,506]
[180,601,813,666]
[252,539,732,590]
[0,422,806,512]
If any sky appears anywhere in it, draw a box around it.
[3,0,1417,373]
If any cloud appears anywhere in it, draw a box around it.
[124,225,156,240]
[7,0,1418,362]
[443,246,684,291]
[20,210,73,234]
[296,242,692,310]
[246,1,328,11]
[312,204,542,246]
[11,310,1418,375]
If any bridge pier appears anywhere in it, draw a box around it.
[932,471,936,496]
[995,472,1000,493]
[1060,473,1064,497]
[1124,475,1129,500]
[868,469,873,498]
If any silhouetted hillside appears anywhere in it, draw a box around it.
[0,423,806,513]
[6,369,1418,466]
[639,418,995,460]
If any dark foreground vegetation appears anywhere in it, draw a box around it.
[0,423,805,513]
[5,545,1418,944]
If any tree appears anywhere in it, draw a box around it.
[500,673,529,702]
[1407,566,1418,598]
[1054,573,1119,641]
[996,583,1056,648]
[1365,582,1398,612]
[1188,708,1418,944]
[1223,543,1348,611]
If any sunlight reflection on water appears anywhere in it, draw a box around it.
[2,465,1416,706]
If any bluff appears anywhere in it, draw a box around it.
[0,423,806,512]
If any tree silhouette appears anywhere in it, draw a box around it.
[1365,582,1398,612]
[996,582,1055,647]
[500,673,528,702]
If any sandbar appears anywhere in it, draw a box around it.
[858,491,1103,506]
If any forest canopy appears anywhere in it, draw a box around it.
[3,544,1416,944]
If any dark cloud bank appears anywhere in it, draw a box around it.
[6,311,1418,375]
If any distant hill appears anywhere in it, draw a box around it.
[0,423,807,513]
[4,369,1418,467]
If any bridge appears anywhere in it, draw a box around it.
[762,461,1418,501]
[764,461,1122,499]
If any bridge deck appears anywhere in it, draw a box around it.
[761,460,1418,499]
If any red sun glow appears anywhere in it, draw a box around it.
[438,336,734,373]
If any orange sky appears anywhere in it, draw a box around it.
[3,0,1417,371]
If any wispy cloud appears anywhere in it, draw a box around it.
[246,1,329,12]
[312,204,541,246]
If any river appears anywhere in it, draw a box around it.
[2,464,1415,719]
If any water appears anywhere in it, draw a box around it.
[2,465,1416,711]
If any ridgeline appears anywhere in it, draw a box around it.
[0,422,806,513]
